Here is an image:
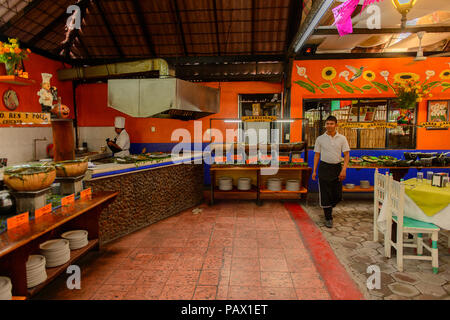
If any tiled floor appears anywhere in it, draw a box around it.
[303,199,450,300]
[34,200,333,300]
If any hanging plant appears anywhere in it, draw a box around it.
[0,38,30,75]
[392,78,432,109]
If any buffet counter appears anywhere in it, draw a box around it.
[84,152,205,244]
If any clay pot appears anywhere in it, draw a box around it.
[52,104,70,119]
[3,166,56,191]
[55,160,88,177]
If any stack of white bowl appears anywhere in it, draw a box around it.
[62,230,89,250]
[237,178,252,191]
[218,177,233,191]
[40,239,70,268]
[26,255,47,288]
[267,178,282,191]
[0,276,12,300]
[286,179,300,191]
[360,180,371,189]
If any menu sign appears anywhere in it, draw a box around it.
[61,194,75,206]
[0,111,50,125]
[35,204,52,219]
[80,188,92,200]
[7,212,29,230]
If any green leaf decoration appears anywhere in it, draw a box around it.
[294,80,315,93]
[372,81,388,92]
[441,82,450,87]
[335,82,354,93]
[442,87,450,92]
[362,84,373,90]
[423,81,441,90]
[320,83,331,89]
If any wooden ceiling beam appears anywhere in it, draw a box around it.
[213,0,221,55]
[171,0,188,56]
[130,0,156,57]
[314,26,450,35]
[0,0,46,34]
[94,0,124,58]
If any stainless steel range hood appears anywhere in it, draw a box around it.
[108,78,220,120]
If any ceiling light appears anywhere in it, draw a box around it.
[392,0,418,29]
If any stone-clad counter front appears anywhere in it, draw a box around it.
[85,155,204,244]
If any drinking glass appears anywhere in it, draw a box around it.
[417,172,423,183]
[427,171,434,180]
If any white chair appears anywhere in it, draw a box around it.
[373,169,389,242]
[384,176,440,274]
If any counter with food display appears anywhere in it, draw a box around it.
[83,151,205,243]
[0,152,205,244]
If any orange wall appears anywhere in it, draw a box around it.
[0,53,74,126]
[76,81,282,143]
[292,57,450,149]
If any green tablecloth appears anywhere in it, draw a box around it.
[404,178,450,217]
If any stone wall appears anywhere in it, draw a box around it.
[86,164,204,244]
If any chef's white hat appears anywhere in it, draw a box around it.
[114,116,125,128]
[41,73,52,83]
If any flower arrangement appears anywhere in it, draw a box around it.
[0,38,30,75]
[392,78,433,109]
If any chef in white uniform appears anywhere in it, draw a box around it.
[107,116,130,157]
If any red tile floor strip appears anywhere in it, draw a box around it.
[285,202,364,300]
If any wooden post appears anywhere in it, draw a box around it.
[51,119,75,162]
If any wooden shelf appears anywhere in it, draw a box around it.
[27,239,98,297]
[215,187,258,194]
[260,187,308,194]
[0,75,35,86]
[343,185,374,192]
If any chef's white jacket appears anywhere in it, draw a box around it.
[114,129,130,157]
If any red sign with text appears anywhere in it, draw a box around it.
[7,212,29,229]
[35,204,52,219]
[61,194,75,206]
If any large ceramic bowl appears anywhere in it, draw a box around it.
[54,160,88,177]
[3,164,56,191]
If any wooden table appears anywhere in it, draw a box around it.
[0,191,118,298]
[210,165,312,205]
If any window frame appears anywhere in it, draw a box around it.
[302,97,418,150]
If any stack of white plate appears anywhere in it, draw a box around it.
[237,178,252,191]
[0,276,12,300]
[40,239,70,268]
[267,178,282,191]
[286,179,300,191]
[61,230,89,250]
[26,255,47,288]
[218,177,233,191]
[360,180,371,189]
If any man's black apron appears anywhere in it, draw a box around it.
[318,161,342,208]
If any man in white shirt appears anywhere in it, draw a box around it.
[312,115,350,228]
[107,116,130,157]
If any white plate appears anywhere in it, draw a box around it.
[40,239,69,251]
[61,230,88,240]
[26,255,46,269]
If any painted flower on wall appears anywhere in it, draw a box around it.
[321,67,341,93]
[425,70,435,80]
[394,72,420,83]
[339,71,349,81]
[363,70,375,82]
[380,71,389,81]
[296,65,307,77]
[439,69,450,80]
[322,67,337,81]
[294,65,324,94]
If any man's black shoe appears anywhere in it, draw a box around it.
[325,220,333,228]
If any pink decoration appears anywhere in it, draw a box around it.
[333,0,384,36]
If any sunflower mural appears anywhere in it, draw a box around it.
[321,67,341,93]
[294,64,450,95]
